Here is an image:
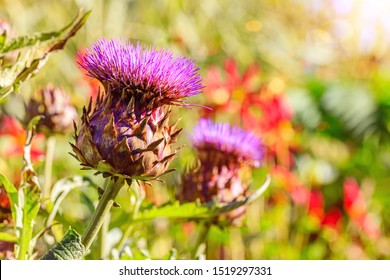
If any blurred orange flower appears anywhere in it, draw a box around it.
[76,48,102,100]
[0,115,45,161]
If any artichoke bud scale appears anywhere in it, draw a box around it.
[72,94,181,180]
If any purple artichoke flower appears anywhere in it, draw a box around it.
[25,86,78,135]
[78,39,202,110]
[178,119,264,223]
[71,39,202,180]
[191,118,263,168]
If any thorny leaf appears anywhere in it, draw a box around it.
[134,175,271,222]
[40,228,85,260]
[0,10,91,99]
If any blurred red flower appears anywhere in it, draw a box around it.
[241,91,292,134]
[242,90,294,167]
[0,115,45,161]
[322,208,343,230]
[272,165,309,205]
[0,186,12,223]
[343,178,380,238]
[203,58,260,115]
[308,190,324,222]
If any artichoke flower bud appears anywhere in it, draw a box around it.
[178,119,264,223]
[25,86,78,135]
[71,39,202,180]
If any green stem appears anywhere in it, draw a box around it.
[97,212,110,259]
[43,136,56,199]
[191,221,211,259]
[116,222,133,252]
[116,185,145,252]
[81,178,124,252]
[97,178,110,259]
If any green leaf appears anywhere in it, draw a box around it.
[0,34,6,50]
[0,10,91,100]
[0,171,41,260]
[26,115,44,131]
[17,178,41,260]
[0,232,18,243]
[135,175,271,221]
[40,228,85,260]
[46,176,94,229]
[0,173,18,224]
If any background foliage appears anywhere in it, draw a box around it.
[1,0,389,259]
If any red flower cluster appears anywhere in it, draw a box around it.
[272,166,343,230]
[203,59,260,114]
[308,190,343,231]
[202,58,381,243]
[203,58,294,167]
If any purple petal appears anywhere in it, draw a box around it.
[192,119,264,166]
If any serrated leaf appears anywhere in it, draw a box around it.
[135,175,271,221]
[40,228,85,260]
[0,10,91,54]
[0,10,91,100]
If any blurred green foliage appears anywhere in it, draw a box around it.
[1,0,390,260]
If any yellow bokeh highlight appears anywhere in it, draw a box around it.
[245,20,263,32]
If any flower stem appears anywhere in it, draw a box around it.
[97,178,110,259]
[97,212,110,259]
[43,136,56,199]
[81,178,124,252]
[191,221,211,259]
[116,184,145,252]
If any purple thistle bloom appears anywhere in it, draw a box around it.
[72,39,203,180]
[177,119,264,224]
[78,38,202,108]
[192,118,264,167]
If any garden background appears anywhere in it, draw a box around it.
[1,0,390,260]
